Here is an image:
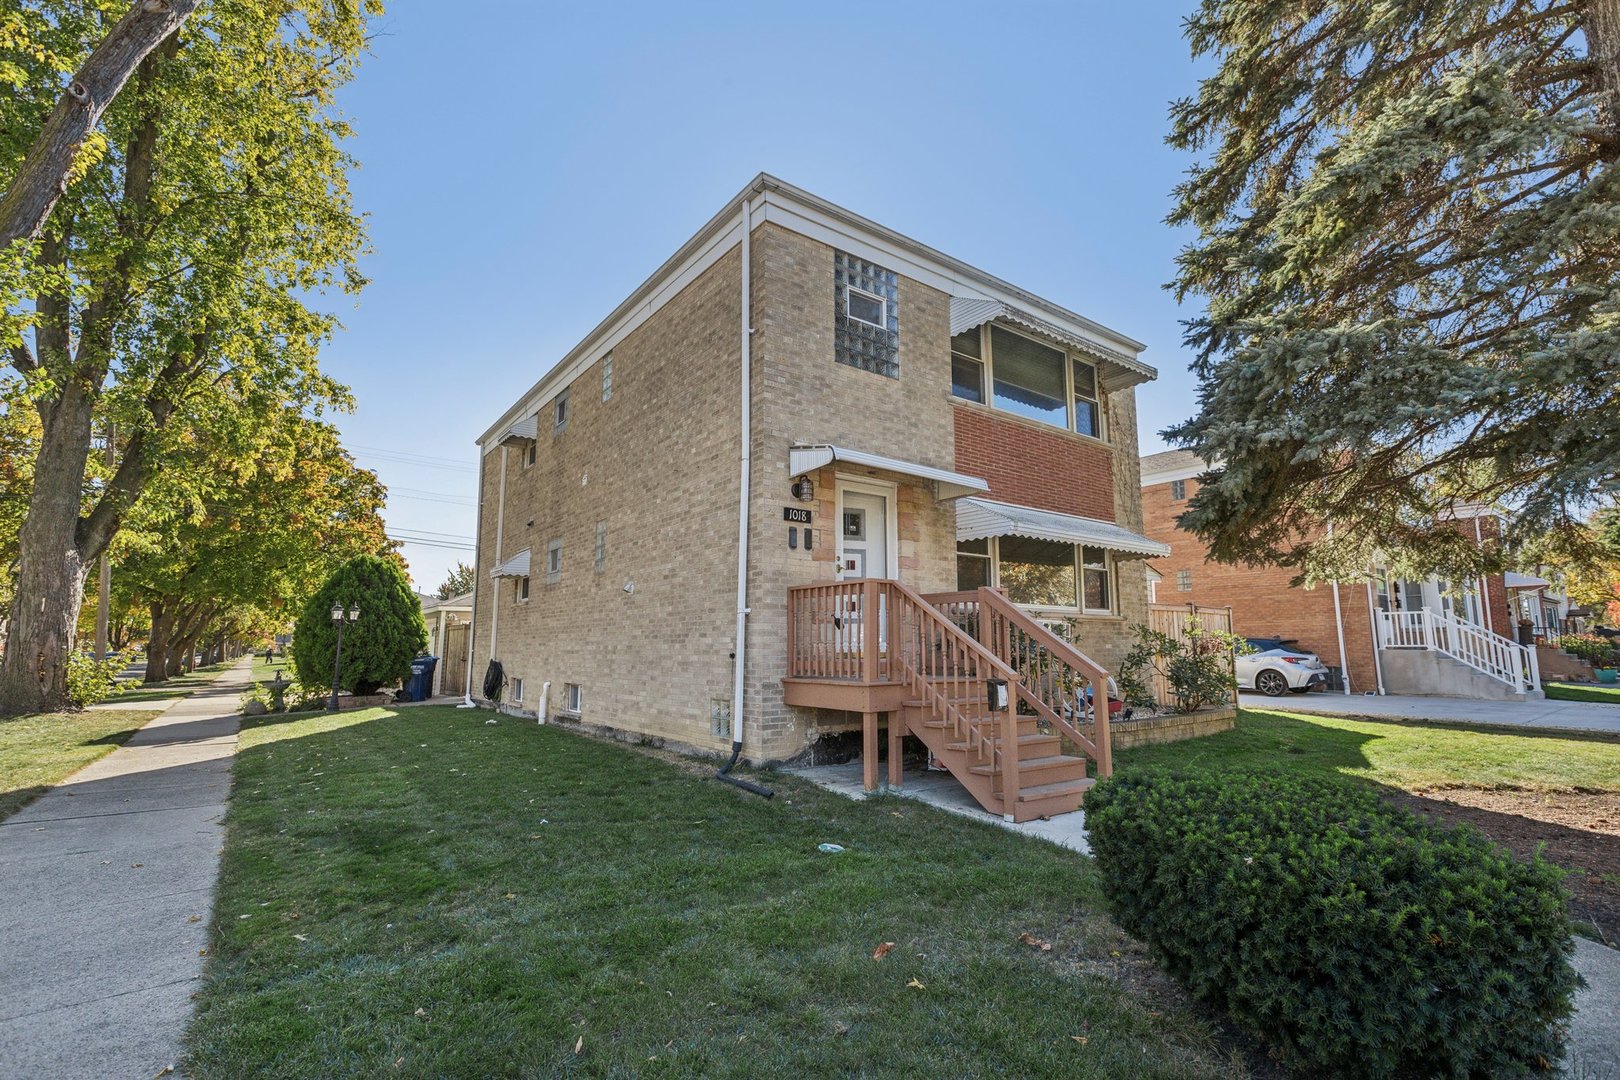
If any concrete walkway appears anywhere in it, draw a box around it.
[0,658,254,1079]
[1247,689,1620,734]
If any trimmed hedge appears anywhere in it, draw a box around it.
[1086,771,1579,1077]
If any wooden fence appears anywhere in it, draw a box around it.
[1145,602,1238,711]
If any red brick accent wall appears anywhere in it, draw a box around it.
[1142,477,1382,693]
[953,405,1115,520]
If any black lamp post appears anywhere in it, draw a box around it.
[328,601,361,711]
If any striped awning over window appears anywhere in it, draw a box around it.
[956,497,1170,558]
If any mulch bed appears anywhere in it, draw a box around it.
[1388,787,1620,947]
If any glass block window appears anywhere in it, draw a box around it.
[1170,478,1187,501]
[601,352,613,402]
[834,251,899,378]
[1176,568,1193,592]
[594,521,606,574]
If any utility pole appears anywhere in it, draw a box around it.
[94,422,113,661]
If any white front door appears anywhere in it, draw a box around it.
[838,490,890,580]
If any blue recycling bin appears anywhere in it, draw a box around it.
[402,655,439,702]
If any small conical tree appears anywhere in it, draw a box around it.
[292,555,427,696]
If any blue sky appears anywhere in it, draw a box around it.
[323,1,1212,591]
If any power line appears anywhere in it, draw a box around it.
[389,526,475,541]
[389,485,475,505]
[388,534,474,552]
[350,443,477,473]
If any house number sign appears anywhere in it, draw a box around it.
[782,506,812,524]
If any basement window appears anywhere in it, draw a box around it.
[511,678,524,703]
[562,683,582,716]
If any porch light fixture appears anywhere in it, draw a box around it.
[791,476,814,502]
[985,677,1009,713]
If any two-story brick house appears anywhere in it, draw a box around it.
[466,175,1168,820]
[1141,450,1544,700]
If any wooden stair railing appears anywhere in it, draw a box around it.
[784,579,1098,821]
[925,587,1113,779]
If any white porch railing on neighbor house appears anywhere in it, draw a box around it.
[1376,608,1541,693]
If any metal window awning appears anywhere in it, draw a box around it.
[498,414,539,444]
[789,444,989,501]
[1504,572,1551,589]
[490,548,531,578]
[949,296,1156,390]
[957,497,1171,558]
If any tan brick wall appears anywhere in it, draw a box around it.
[743,223,958,760]
[470,246,745,752]
[471,217,1161,764]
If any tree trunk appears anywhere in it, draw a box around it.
[145,601,171,684]
[1590,0,1620,151]
[0,0,197,250]
[0,384,96,714]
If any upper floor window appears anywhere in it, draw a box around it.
[1176,568,1193,592]
[515,575,530,602]
[524,439,536,468]
[553,389,570,435]
[601,353,613,402]
[950,329,985,403]
[546,539,563,584]
[834,251,899,379]
[594,521,607,574]
[951,323,1104,440]
[1170,478,1186,501]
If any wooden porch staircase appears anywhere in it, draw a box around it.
[783,580,1113,822]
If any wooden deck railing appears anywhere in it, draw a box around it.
[926,588,1113,777]
[786,579,1028,805]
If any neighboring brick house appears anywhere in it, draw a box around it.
[1140,451,1541,700]
[464,175,1168,816]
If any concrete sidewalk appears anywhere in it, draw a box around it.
[0,658,254,1079]
[1247,689,1620,734]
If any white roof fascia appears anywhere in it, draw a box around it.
[479,173,1154,449]
[1140,460,1209,487]
[789,444,989,501]
[957,497,1172,558]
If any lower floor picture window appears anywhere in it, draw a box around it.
[563,682,582,714]
[1082,546,1110,612]
[956,537,991,591]
[998,536,1077,608]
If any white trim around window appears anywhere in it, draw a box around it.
[956,535,1118,616]
[948,322,1105,442]
[845,284,888,329]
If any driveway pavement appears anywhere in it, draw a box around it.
[0,658,253,1079]
[1246,689,1620,735]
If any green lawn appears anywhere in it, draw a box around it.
[105,659,238,704]
[1118,707,1620,793]
[1545,681,1620,704]
[0,709,160,820]
[189,707,1245,1079]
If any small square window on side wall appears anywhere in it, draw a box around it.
[1176,568,1193,592]
[1170,478,1186,501]
[546,539,563,584]
[553,389,570,434]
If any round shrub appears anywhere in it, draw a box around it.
[292,555,427,696]
[1085,771,1578,1077]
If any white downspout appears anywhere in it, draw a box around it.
[1327,522,1352,695]
[488,444,509,691]
[731,197,753,755]
[1365,579,1387,695]
[459,447,488,708]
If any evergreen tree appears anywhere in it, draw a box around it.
[1166,0,1620,585]
[293,556,425,697]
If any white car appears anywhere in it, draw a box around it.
[1235,637,1329,696]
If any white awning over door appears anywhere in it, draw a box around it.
[788,444,989,501]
